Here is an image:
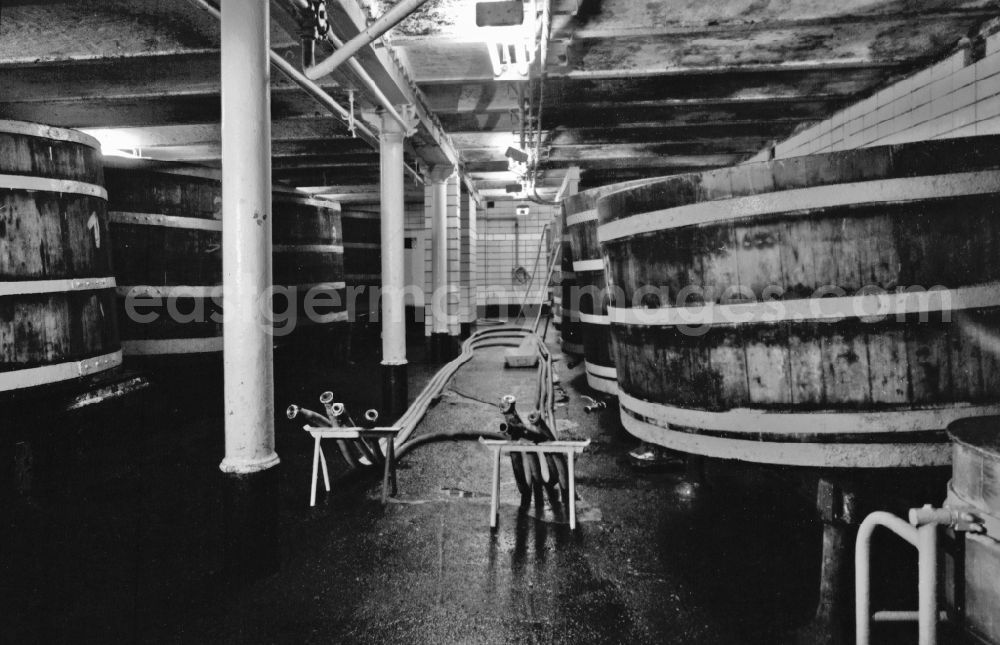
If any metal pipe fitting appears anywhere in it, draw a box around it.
[286,404,333,427]
[499,394,517,414]
[304,0,432,80]
[362,409,379,429]
[909,504,982,530]
[329,401,349,426]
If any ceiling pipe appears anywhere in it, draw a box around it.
[310,25,414,136]
[305,0,433,81]
[187,0,423,185]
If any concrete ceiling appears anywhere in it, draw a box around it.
[1,0,995,202]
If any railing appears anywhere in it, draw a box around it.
[856,506,982,645]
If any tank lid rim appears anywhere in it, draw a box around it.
[0,119,101,150]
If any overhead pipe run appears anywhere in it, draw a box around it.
[306,18,414,137]
[305,0,433,81]
[188,0,423,184]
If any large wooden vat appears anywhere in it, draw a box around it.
[105,161,224,356]
[270,189,347,338]
[105,161,345,357]
[0,120,121,392]
[340,206,381,322]
[564,178,663,394]
[559,208,583,355]
[597,136,1000,468]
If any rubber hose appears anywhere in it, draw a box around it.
[394,431,505,461]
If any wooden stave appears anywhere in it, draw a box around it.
[1,121,120,390]
[271,193,347,332]
[340,208,381,320]
[0,120,103,184]
[565,182,660,384]
[596,137,1000,467]
[559,208,582,353]
[598,136,1000,229]
[559,247,583,353]
[106,166,224,354]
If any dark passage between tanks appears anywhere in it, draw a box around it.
[1,323,947,645]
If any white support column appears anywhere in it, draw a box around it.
[379,110,411,419]
[219,0,277,476]
[428,165,454,359]
[218,0,278,580]
[430,166,452,335]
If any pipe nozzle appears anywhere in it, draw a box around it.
[319,391,335,405]
[286,404,301,419]
[364,409,379,423]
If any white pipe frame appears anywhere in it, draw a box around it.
[855,506,979,645]
[218,0,279,475]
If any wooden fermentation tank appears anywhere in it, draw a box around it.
[598,137,1000,468]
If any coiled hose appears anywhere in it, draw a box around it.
[393,325,556,451]
[289,325,557,475]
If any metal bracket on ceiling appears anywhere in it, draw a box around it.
[348,90,356,138]
[306,0,329,41]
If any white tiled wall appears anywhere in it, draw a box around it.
[476,201,558,313]
[423,174,462,336]
[460,192,478,325]
[747,29,1000,161]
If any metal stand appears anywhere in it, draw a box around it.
[305,426,400,506]
[480,438,590,529]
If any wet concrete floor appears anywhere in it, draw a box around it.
[2,325,934,644]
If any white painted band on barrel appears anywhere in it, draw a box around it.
[563,307,581,321]
[0,173,107,199]
[343,242,380,249]
[573,259,604,273]
[598,171,1000,243]
[294,310,349,326]
[585,369,618,395]
[585,361,617,379]
[122,337,223,355]
[273,194,341,211]
[0,349,123,391]
[117,285,222,298]
[579,312,610,326]
[116,282,347,298]
[618,391,1000,435]
[585,370,618,395]
[608,283,1000,327]
[273,244,344,254]
[620,410,951,468]
[553,296,563,304]
[566,208,598,227]
[0,276,116,296]
[298,281,347,291]
[341,210,380,219]
[1,119,101,149]
[108,211,222,232]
